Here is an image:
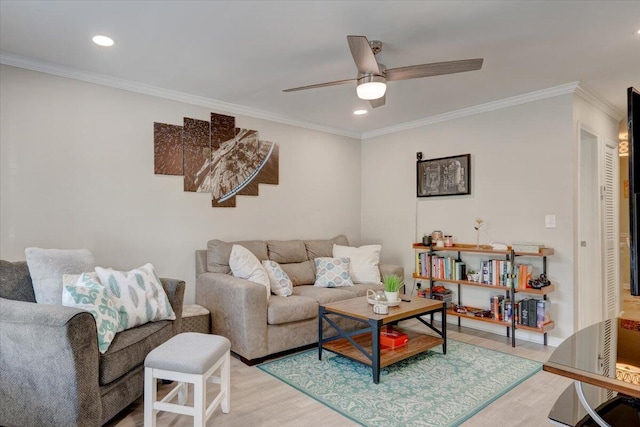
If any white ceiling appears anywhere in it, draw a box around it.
[1,1,639,137]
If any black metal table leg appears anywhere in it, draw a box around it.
[372,320,381,384]
[442,304,447,354]
[318,306,324,360]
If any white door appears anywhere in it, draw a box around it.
[601,138,619,320]
[577,126,620,329]
[578,126,603,328]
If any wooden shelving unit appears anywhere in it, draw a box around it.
[413,243,555,346]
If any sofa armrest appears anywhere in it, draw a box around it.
[195,272,268,361]
[0,298,102,427]
[160,278,186,335]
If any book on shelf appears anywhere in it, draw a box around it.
[520,298,529,326]
[490,294,505,321]
[516,264,534,289]
[536,300,551,328]
[527,299,538,327]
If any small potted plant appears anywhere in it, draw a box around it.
[382,274,404,303]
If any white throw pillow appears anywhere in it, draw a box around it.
[62,272,99,286]
[62,273,120,354]
[95,263,175,332]
[262,260,293,297]
[25,248,96,305]
[314,257,354,288]
[229,245,270,299]
[333,244,382,284]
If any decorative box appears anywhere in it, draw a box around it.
[181,304,210,334]
[380,326,408,349]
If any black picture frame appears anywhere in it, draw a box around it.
[417,154,471,197]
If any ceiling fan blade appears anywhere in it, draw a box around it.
[386,58,484,81]
[369,95,386,109]
[347,35,380,75]
[282,78,356,92]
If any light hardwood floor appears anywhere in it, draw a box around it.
[107,321,573,427]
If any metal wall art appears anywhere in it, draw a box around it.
[417,154,470,197]
[154,113,279,207]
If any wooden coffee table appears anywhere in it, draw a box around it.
[318,296,446,383]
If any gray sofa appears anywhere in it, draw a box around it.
[195,235,403,365]
[0,260,185,427]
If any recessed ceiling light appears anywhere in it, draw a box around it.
[637,28,640,35]
[353,109,368,115]
[92,35,114,47]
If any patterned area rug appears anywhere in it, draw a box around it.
[258,340,541,427]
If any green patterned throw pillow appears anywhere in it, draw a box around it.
[95,263,175,332]
[62,273,120,353]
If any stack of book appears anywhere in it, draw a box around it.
[415,254,467,281]
[425,286,453,307]
[517,298,550,328]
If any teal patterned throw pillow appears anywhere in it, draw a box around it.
[62,273,120,353]
[262,260,293,296]
[314,257,354,288]
[95,263,175,332]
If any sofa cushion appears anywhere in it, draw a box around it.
[293,285,357,304]
[267,295,317,325]
[62,273,120,353]
[207,239,268,274]
[262,260,293,296]
[333,244,382,284]
[267,240,307,264]
[25,248,95,305]
[95,263,176,331]
[229,245,271,300]
[99,319,173,385]
[314,257,354,288]
[280,260,316,286]
[304,235,349,260]
[0,260,36,302]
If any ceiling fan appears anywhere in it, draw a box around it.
[283,35,484,109]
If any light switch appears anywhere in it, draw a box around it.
[545,214,556,229]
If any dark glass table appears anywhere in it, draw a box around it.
[543,318,640,426]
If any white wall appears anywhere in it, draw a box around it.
[361,95,576,343]
[0,65,362,303]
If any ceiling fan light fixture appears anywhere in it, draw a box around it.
[356,75,386,100]
[92,35,114,47]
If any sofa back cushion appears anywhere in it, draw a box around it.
[0,260,36,302]
[207,240,268,274]
[267,240,307,264]
[304,235,349,259]
[205,236,349,286]
[280,260,316,286]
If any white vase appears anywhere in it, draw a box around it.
[384,291,399,303]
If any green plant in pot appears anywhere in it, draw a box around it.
[382,274,404,303]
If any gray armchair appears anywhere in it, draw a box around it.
[0,260,185,427]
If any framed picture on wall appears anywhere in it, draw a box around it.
[417,154,471,197]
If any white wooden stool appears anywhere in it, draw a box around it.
[144,333,231,426]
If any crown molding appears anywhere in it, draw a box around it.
[0,52,361,139]
[361,82,583,139]
[574,82,625,122]
[2,53,624,141]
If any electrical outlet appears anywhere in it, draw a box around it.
[545,214,556,229]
